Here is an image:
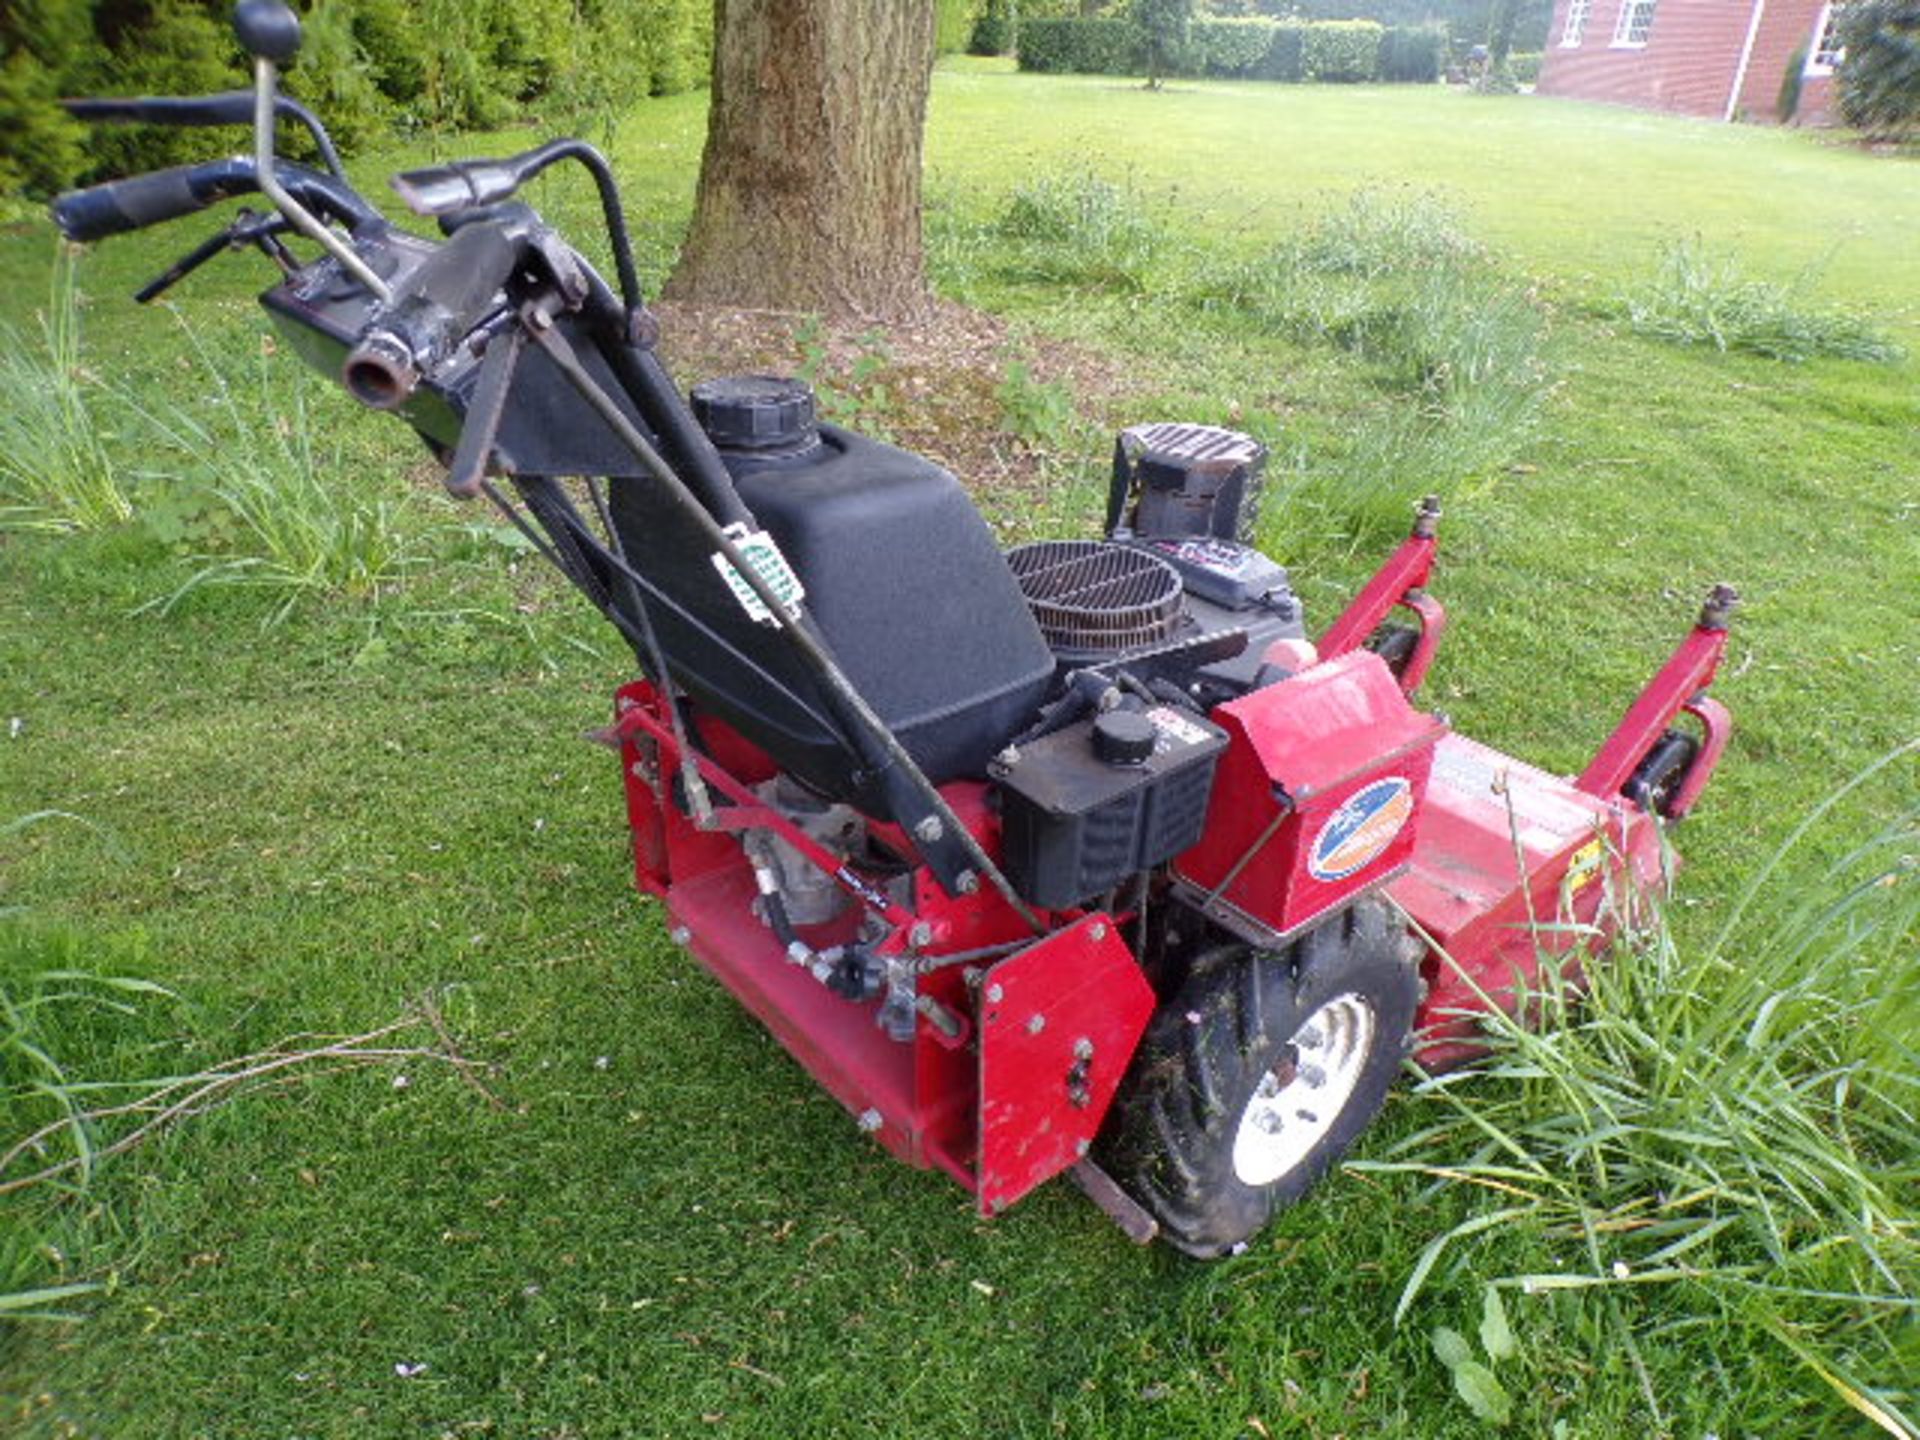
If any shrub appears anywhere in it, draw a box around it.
[1617,240,1904,363]
[1301,19,1383,83]
[1190,17,1276,76]
[937,0,980,54]
[0,4,100,197]
[1380,24,1446,82]
[1137,0,1194,85]
[970,0,1016,55]
[1262,21,1306,81]
[1836,0,1920,141]
[1017,17,1147,73]
[1505,48,1542,84]
[1778,42,1808,123]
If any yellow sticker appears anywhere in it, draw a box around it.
[1566,838,1605,893]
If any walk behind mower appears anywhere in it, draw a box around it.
[52,2,1737,1255]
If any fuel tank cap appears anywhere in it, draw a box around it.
[691,374,818,453]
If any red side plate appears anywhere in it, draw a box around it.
[975,916,1156,1215]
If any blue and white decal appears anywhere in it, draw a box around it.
[1308,777,1414,882]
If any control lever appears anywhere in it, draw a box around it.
[232,0,391,302]
[443,321,526,499]
[133,209,293,304]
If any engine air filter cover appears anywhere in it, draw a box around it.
[1008,540,1184,660]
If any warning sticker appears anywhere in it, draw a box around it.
[1144,706,1212,751]
[712,524,805,626]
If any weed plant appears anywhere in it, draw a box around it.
[0,250,132,534]
[1617,240,1905,364]
[1364,746,1920,1429]
[140,319,441,623]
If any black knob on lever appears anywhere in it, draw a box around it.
[233,0,301,64]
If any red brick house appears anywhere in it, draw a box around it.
[1537,0,1850,124]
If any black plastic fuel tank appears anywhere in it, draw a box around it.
[699,377,1054,790]
[602,376,1054,806]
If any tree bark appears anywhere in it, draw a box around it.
[666,0,937,320]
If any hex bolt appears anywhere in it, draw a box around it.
[985,983,1004,1004]
[1026,1013,1046,1035]
[994,746,1021,769]
[909,921,933,949]
[616,695,635,713]
[1073,1038,1094,1060]
[913,816,944,843]
[856,1108,883,1133]
[954,869,979,895]
[1300,1064,1327,1089]
[1075,1138,1091,1157]
[1089,922,1107,942]
[668,926,691,946]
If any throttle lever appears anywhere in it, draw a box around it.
[134,209,292,304]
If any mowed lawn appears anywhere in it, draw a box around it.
[2,67,1916,1438]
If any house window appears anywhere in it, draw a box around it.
[1806,3,1846,73]
[1612,0,1658,46]
[1562,0,1592,45]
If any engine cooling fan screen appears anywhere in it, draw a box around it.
[1007,540,1183,654]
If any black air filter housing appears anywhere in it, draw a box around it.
[1007,540,1186,665]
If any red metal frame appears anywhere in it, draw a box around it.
[597,551,1735,1226]
[1316,497,1448,699]
[1576,591,1736,812]
[606,678,1149,1212]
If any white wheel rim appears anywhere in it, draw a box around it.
[1230,992,1377,1188]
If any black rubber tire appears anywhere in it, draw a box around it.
[1623,728,1699,819]
[1093,900,1420,1258]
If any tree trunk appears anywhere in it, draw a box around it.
[665,0,937,320]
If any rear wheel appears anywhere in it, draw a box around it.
[1094,899,1420,1257]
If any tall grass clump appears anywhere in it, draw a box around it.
[1370,745,1920,1431]
[1618,240,1905,364]
[142,319,441,624]
[0,925,172,1324]
[986,172,1169,292]
[1194,190,1553,549]
[0,249,132,534]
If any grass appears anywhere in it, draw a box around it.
[1,68,1917,1437]
[0,250,131,534]
[1616,238,1905,363]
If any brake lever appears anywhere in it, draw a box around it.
[134,209,294,304]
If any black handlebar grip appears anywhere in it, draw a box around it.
[51,164,215,243]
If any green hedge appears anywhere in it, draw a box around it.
[1020,15,1409,85]
[1017,17,1147,74]
[1507,49,1544,85]
[1190,17,1280,76]
[1379,24,1445,83]
[1301,20,1382,83]
[1,0,714,199]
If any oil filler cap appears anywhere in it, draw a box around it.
[1092,710,1156,766]
[691,374,818,453]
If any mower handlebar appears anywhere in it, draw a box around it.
[61,91,346,178]
[52,154,381,246]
